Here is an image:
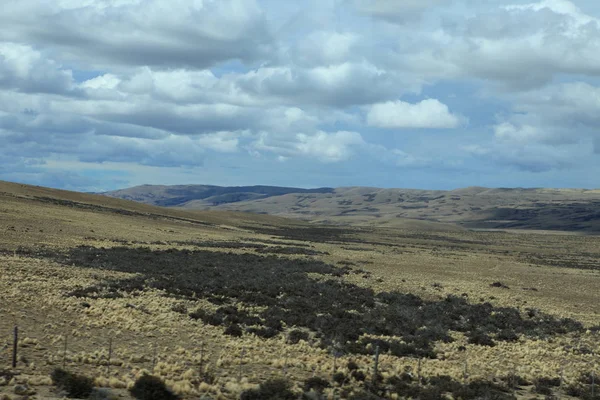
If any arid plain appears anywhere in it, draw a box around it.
[1,180,599,399]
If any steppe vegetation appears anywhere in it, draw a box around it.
[1,180,599,399]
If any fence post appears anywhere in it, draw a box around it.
[372,345,380,386]
[238,348,245,382]
[418,358,423,386]
[463,355,469,385]
[199,342,205,375]
[333,353,338,379]
[592,370,595,400]
[107,337,113,374]
[63,334,68,369]
[152,344,157,371]
[12,326,18,368]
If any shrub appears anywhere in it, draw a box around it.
[351,370,366,382]
[224,324,243,337]
[490,282,510,289]
[501,373,530,388]
[534,378,559,395]
[579,372,597,385]
[303,377,330,392]
[241,379,296,400]
[468,332,496,347]
[129,375,180,400]
[50,368,94,399]
[497,329,519,342]
[454,380,514,400]
[246,326,279,339]
[333,372,347,386]
[348,390,383,400]
[287,329,310,344]
[347,360,359,371]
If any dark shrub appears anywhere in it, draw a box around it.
[351,370,366,382]
[468,332,496,347]
[287,329,310,344]
[170,303,187,314]
[303,376,330,392]
[490,282,510,289]
[428,375,461,394]
[501,373,530,388]
[534,378,559,395]
[579,372,596,385]
[497,329,519,342]
[348,390,383,400]
[347,360,359,371]
[241,379,296,400]
[454,380,514,400]
[566,384,584,397]
[390,341,437,358]
[419,387,447,400]
[246,326,279,339]
[537,377,561,387]
[129,375,180,400]
[224,324,243,337]
[51,368,94,399]
[333,372,347,385]
[58,246,584,359]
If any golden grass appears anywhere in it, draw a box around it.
[1,182,599,399]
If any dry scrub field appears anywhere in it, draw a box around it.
[0,181,599,400]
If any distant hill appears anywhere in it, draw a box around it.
[103,184,334,207]
[103,184,600,233]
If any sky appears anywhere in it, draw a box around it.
[1,0,600,192]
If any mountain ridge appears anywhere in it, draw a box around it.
[103,184,600,233]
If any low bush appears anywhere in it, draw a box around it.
[50,368,94,399]
[241,379,296,400]
[333,372,347,386]
[468,332,496,347]
[287,329,310,344]
[129,375,180,400]
[303,377,330,393]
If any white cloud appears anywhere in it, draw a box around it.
[295,131,364,162]
[353,0,444,23]
[367,99,462,129]
[0,0,274,70]
[0,43,76,94]
[196,131,246,153]
[251,130,364,162]
[2,0,600,188]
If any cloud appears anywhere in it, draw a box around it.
[0,43,77,95]
[236,61,409,107]
[251,130,364,162]
[0,0,274,70]
[295,131,364,162]
[443,0,600,89]
[2,0,600,190]
[353,0,444,23]
[366,99,462,129]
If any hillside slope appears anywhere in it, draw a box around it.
[104,184,600,233]
[103,184,334,207]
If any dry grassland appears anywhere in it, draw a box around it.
[0,181,598,399]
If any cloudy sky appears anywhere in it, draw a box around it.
[1,0,600,191]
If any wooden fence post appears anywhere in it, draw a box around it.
[107,337,113,374]
[238,348,245,382]
[63,334,68,369]
[12,326,18,368]
[372,345,380,386]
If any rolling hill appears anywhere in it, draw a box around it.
[2,179,600,399]
[104,184,600,233]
